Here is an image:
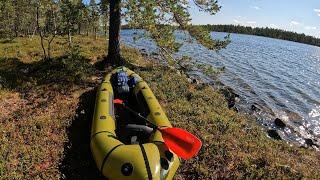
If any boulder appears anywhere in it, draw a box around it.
[151,52,159,56]
[267,129,282,140]
[192,78,199,84]
[219,87,239,109]
[274,118,286,129]
[251,104,260,112]
[305,138,319,147]
[232,106,239,113]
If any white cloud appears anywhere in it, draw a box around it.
[269,24,279,28]
[290,21,301,26]
[247,21,257,24]
[314,9,320,12]
[233,19,242,24]
[304,26,317,30]
[314,9,320,16]
[251,6,261,10]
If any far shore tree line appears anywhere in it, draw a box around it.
[202,24,320,47]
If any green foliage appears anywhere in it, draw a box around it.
[0,1,14,38]
[0,0,35,38]
[0,0,105,39]
[123,0,230,53]
[60,0,83,34]
[88,0,100,38]
[197,63,225,76]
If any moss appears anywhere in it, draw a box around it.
[0,37,320,179]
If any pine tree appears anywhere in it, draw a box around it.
[0,1,15,39]
[100,0,109,37]
[106,0,230,66]
[60,0,82,46]
[35,0,60,60]
[88,0,100,39]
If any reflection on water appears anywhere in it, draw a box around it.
[121,30,320,146]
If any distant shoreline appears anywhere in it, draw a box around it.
[200,24,320,47]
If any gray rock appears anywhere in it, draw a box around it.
[232,106,239,113]
[305,138,319,147]
[219,87,239,109]
[192,78,199,84]
[251,104,260,112]
[274,118,286,129]
[267,129,282,140]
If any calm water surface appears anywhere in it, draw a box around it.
[121,30,320,145]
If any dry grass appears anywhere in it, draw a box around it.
[0,36,319,179]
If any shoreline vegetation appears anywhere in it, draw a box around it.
[122,24,320,47]
[1,36,320,179]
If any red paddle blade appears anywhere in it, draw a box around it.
[113,99,124,104]
[160,128,202,160]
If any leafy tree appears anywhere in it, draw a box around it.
[106,0,230,66]
[88,0,100,39]
[0,1,15,39]
[78,3,91,36]
[35,0,60,60]
[60,0,82,47]
[100,0,109,37]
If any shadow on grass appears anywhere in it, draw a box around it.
[0,55,96,92]
[59,88,105,180]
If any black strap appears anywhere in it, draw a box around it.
[100,144,123,172]
[159,126,169,128]
[139,144,152,180]
[90,131,115,141]
[152,141,165,144]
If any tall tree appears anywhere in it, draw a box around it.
[107,0,122,65]
[35,0,60,60]
[88,0,100,39]
[0,1,15,39]
[78,3,91,36]
[60,0,82,47]
[100,0,109,37]
[105,0,230,66]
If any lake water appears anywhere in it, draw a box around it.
[121,30,320,146]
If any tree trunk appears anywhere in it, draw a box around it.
[36,6,47,60]
[13,0,19,37]
[106,0,124,66]
[105,15,108,37]
[78,23,81,35]
[68,28,72,47]
[94,27,97,40]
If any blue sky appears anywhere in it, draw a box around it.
[84,0,320,37]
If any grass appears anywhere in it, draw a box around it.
[0,36,319,179]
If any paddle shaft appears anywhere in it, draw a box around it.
[117,102,159,130]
